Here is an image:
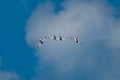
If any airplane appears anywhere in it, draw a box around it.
[58,35,68,41]
[36,38,45,47]
[49,35,57,40]
[59,35,62,41]
[73,36,78,43]
[70,36,83,44]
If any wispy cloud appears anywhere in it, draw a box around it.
[0,71,22,80]
[0,57,2,68]
[0,57,22,80]
[26,0,120,80]
[0,57,2,67]
[22,0,26,4]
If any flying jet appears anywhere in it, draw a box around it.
[58,35,62,41]
[37,38,45,47]
[49,35,57,40]
[58,35,68,41]
[70,36,83,44]
[73,36,79,43]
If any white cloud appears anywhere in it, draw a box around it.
[26,0,120,80]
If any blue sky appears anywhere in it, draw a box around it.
[0,0,120,80]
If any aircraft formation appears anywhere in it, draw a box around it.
[37,35,82,47]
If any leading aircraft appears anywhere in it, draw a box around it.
[70,36,83,44]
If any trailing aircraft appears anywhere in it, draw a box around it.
[36,38,45,47]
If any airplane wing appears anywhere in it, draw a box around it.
[48,37,53,40]
[42,38,46,42]
[62,37,68,40]
[47,35,54,40]
[36,43,41,48]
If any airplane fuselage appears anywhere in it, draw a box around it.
[59,36,62,41]
[39,40,44,44]
[74,37,78,43]
[53,36,56,40]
